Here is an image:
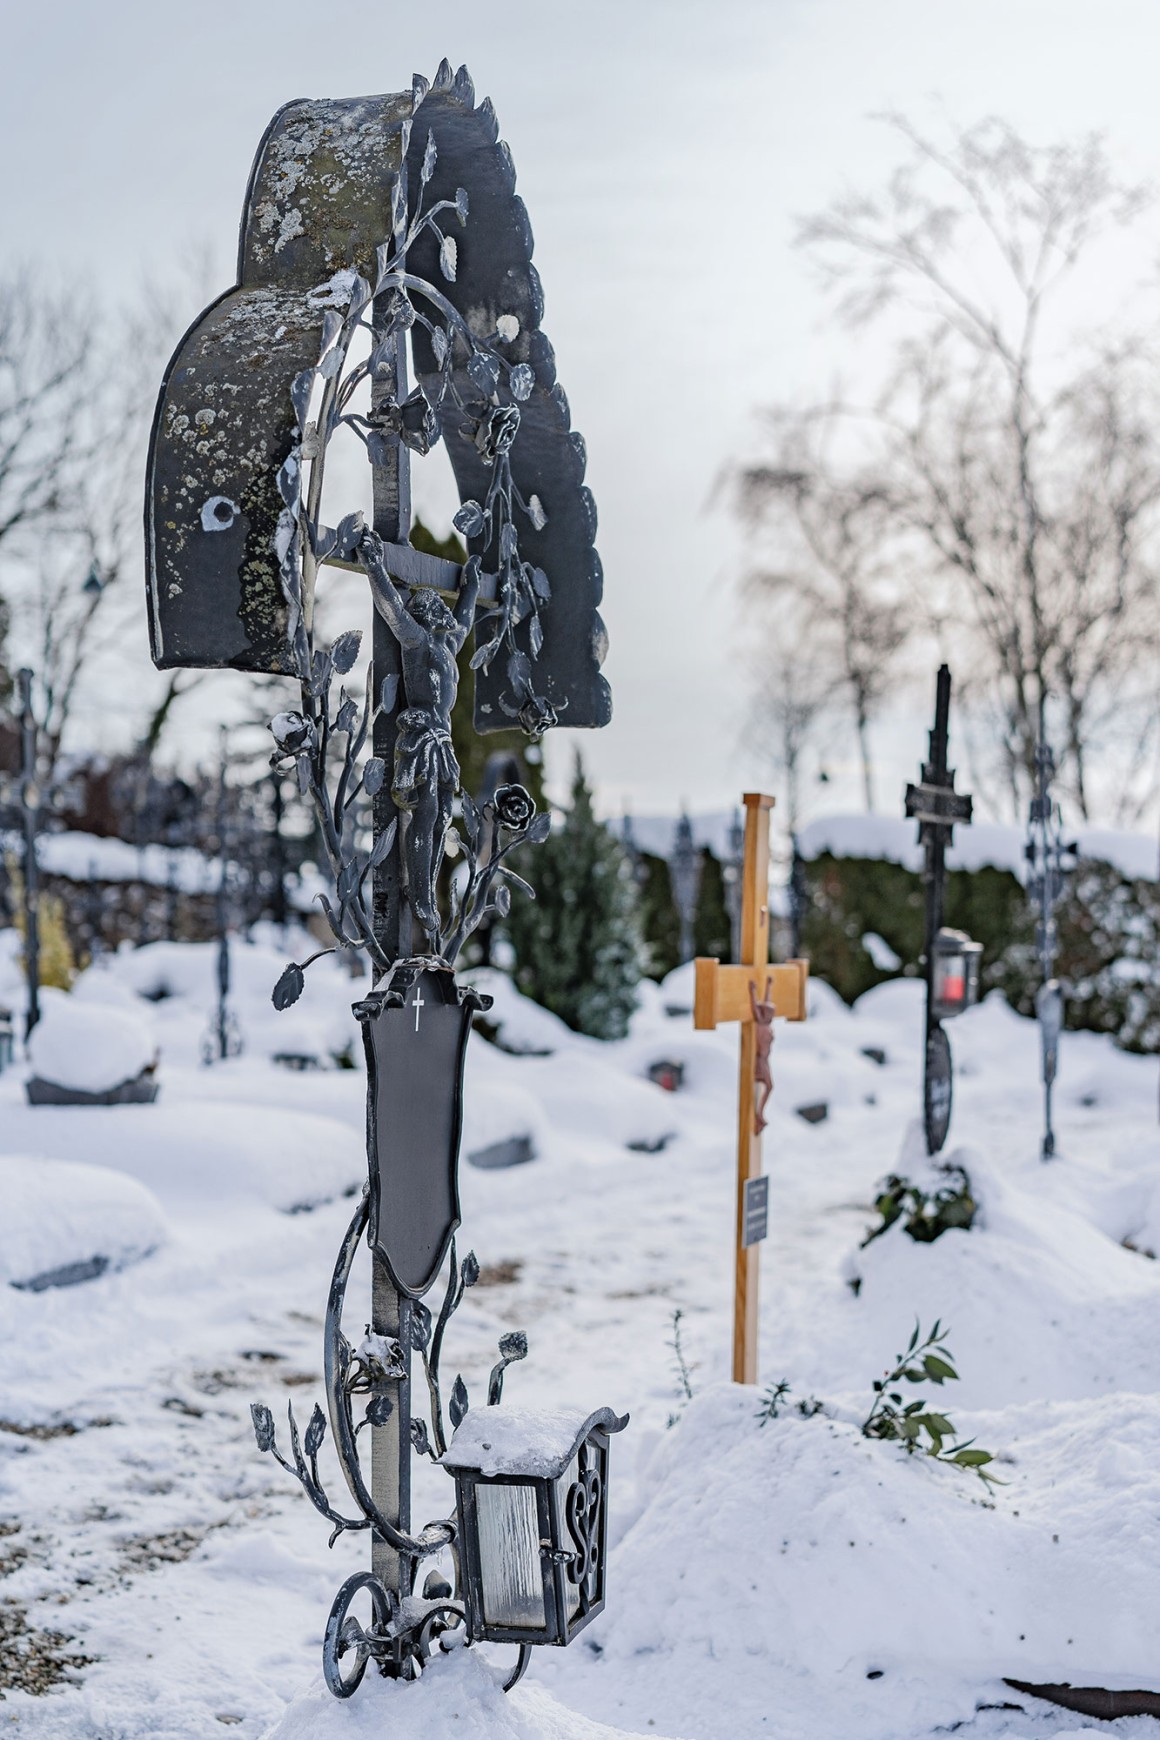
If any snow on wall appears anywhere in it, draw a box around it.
[797,813,1158,881]
[624,810,1158,882]
[0,827,325,910]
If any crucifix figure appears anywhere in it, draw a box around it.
[694,793,808,1385]
[361,530,480,939]
[749,976,775,1134]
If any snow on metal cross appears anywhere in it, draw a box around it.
[692,794,808,1386]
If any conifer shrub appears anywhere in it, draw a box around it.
[506,754,643,1039]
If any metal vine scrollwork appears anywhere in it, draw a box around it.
[250,1186,530,1681]
[564,1442,603,1615]
[264,81,562,997]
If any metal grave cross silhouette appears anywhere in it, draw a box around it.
[145,62,624,1700]
[692,794,808,1385]
[904,665,978,1156]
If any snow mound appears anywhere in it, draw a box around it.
[0,926,23,1009]
[28,988,157,1093]
[463,968,575,1054]
[0,1153,166,1288]
[577,1383,1160,1740]
[105,936,362,1066]
[71,961,159,1017]
[262,1649,668,1739]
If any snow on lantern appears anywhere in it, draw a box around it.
[442,1404,628,1674]
[931,928,982,1020]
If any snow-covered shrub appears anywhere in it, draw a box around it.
[861,1165,977,1247]
[800,850,1160,1054]
[799,852,1023,1005]
[989,857,1160,1053]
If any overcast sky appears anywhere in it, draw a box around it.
[4,0,1160,827]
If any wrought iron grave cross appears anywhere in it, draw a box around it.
[692,794,808,1385]
[904,665,974,1156]
[145,63,620,1699]
[16,669,42,1040]
[1024,696,1075,1159]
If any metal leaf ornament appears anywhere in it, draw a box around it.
[449,1375,469,1429]
[272,963,305,1010]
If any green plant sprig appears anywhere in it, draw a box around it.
[861,1319,1001,1487]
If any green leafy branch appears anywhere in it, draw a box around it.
[861,1319,1000,1486]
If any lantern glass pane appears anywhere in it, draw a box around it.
[938,954,965,1003]
[556,1453,582,1620]
[475,1481,547,1631]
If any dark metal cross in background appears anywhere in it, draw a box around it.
[904,665,973,1156]
[1025,696,1075,1158]
[670,812,701,965]
[17,669,41,1041]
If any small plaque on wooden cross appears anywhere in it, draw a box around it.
[742,1176,769,1248]
[692,793,808,1385]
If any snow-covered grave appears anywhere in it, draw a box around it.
[0,933,1157,1738]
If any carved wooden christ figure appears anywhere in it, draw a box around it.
[361,529,480,937]
[749,976,775,1135]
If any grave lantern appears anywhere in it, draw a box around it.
[443,1405,627,1659]
[931,928,982,1020]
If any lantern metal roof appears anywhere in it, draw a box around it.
[442,1404,628,1479]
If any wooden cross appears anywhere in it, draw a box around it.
[693,793,808,1385]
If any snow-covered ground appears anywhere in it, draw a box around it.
[0,932,1157,1739]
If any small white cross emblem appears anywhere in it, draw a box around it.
[410,983,425,1032]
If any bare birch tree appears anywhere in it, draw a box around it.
[735,421,909,811]
[739,115,1160,821]
[0,268,205,776]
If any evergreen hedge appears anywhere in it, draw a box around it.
[798,851,1160,1053]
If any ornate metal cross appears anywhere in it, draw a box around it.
[145,61,617,1699]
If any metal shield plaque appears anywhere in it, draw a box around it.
[356,971,472,1298]
[924,1023,953,1156]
